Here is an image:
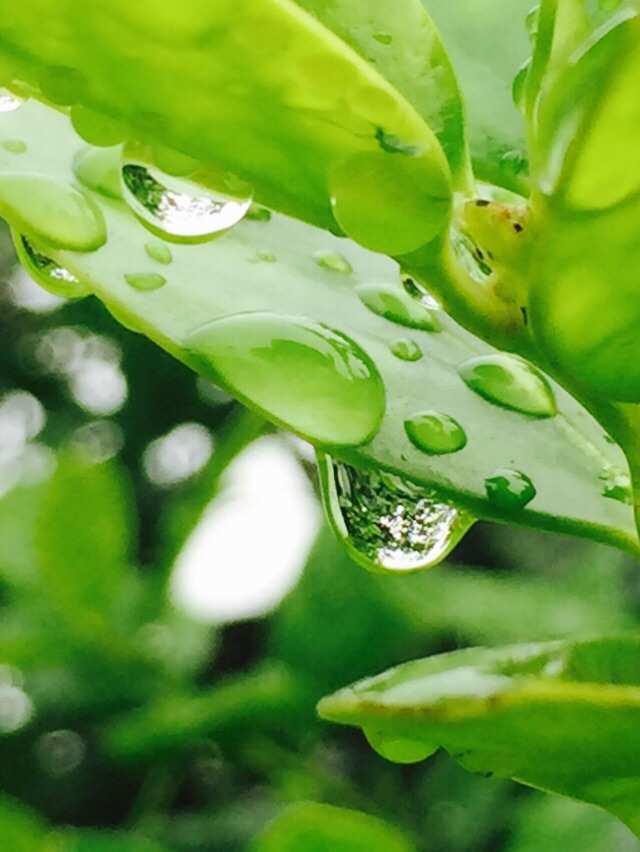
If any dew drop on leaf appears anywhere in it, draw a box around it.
[390,338,422,362]
[357,283,441,331]
[485,468,536,510]
[73,146,123,200]
[124,272,167,292]
[0,89,23,113]
[144,241,173,265]
[599,467,633,505]
[318,454,474,573]
[405,411,467,455]
[252,250,277,263]
[364,727,437,764]
[313,251,353,275]
[121,147,253,242]
[186,312,386,447]
[15,234,90,299]
[1,139,26,154]
[245,204,272,222]
[372,32,394,46]
[458,354,556,417]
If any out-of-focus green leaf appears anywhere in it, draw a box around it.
[424,0,533,191]
[0,483,46,588]
[319,636,640,835]
[0,796,52,852]
[59,830,170,852]
[252,802,415,852]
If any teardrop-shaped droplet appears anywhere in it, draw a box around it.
[144,241,173,265]
[485,468,536,510]
[364,727,437,765]
[121,146,253,243]
[2,139,27,154]
[357,283,441,331]
[187,313,386,447]
[313,251,353,275]
[459,354,556,418]
[14,234,90,299]
[73,146,123,200]
[0,174,106,251]
[391,338,422,362]
[319,454,474,573]
[124,272,167,292]
[246,205,272,222]
[599,467,633,505]
[330,150,451,256]
[0,89,23,113]
[405,411,467,455]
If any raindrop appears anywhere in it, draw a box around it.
[357,282,441,331]
[144,240,173,265]
[73,145,123,199]
[319,454,474,572]
[121,147,253,242]
[124,272,167,292]
[364,727,437,764]
[0,89,23,113]
[187,312,386,447]
[1,139,26,154]
[313,250,353,275]
[391,338,422,362]
[15,234,90,299]
[405,411,467,455]
[0,176,106,251]
[458,354,556,417]
[252,250,277,263]
[246,204,272,222]
[600,467,633,505]
[372,32,393,46]
[485,468,536,510]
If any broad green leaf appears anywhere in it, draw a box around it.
[0,0,450,238]
[252,802,415,852]
[318,636,640,835]
[423,0,533,191]
[0,796,54,852]
[293,0,471,187]
[0,101,636,552]
[35,452,136,641]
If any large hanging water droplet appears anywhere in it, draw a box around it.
[319,454,474,573]
[485,468,536,510]
[73,146,123,200]
[14,234,90,299]
[458,354,556,418]
[330,150,451,256]
[187,313,386,447]
[0,89,23,113]
[357,283,441,331]
[405,411,467,455]
[121,146,253,243]
[0,174,106,251]
[364,727,437,765]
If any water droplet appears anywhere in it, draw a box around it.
[330,150,451,256]
[459,354,556,418]
[319,455,474,572]
[73,146,123,199]
[357,283,441,331]
[121,149,253,242]
[405,411,467,455]
[313,251,353,275]
[364,727,437,764]
[600,467,633,505]
[0,175,106,251]
[70,106,126,146]
[252,250,277,263]
[124,272,167,292]
[187,313,386,447]
[246,205,272,222]
[485,468,536,510]
[0,89,23,113]
[144,241,173,265]
[372,32,393,46]
[391,338,422,362]
[15,234,90,299]
[1,139,26,154]
[402,274,440,309]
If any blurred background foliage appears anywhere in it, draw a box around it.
[0,219,639,851]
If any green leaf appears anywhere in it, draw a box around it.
[0,0,450,235]
[0,796,52,852]
[423,0,533,191]
[293,0,471,187]
[0,101,636,552]
[252,802,415,852]
[59,831,169,852]
[318,635,640,835]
